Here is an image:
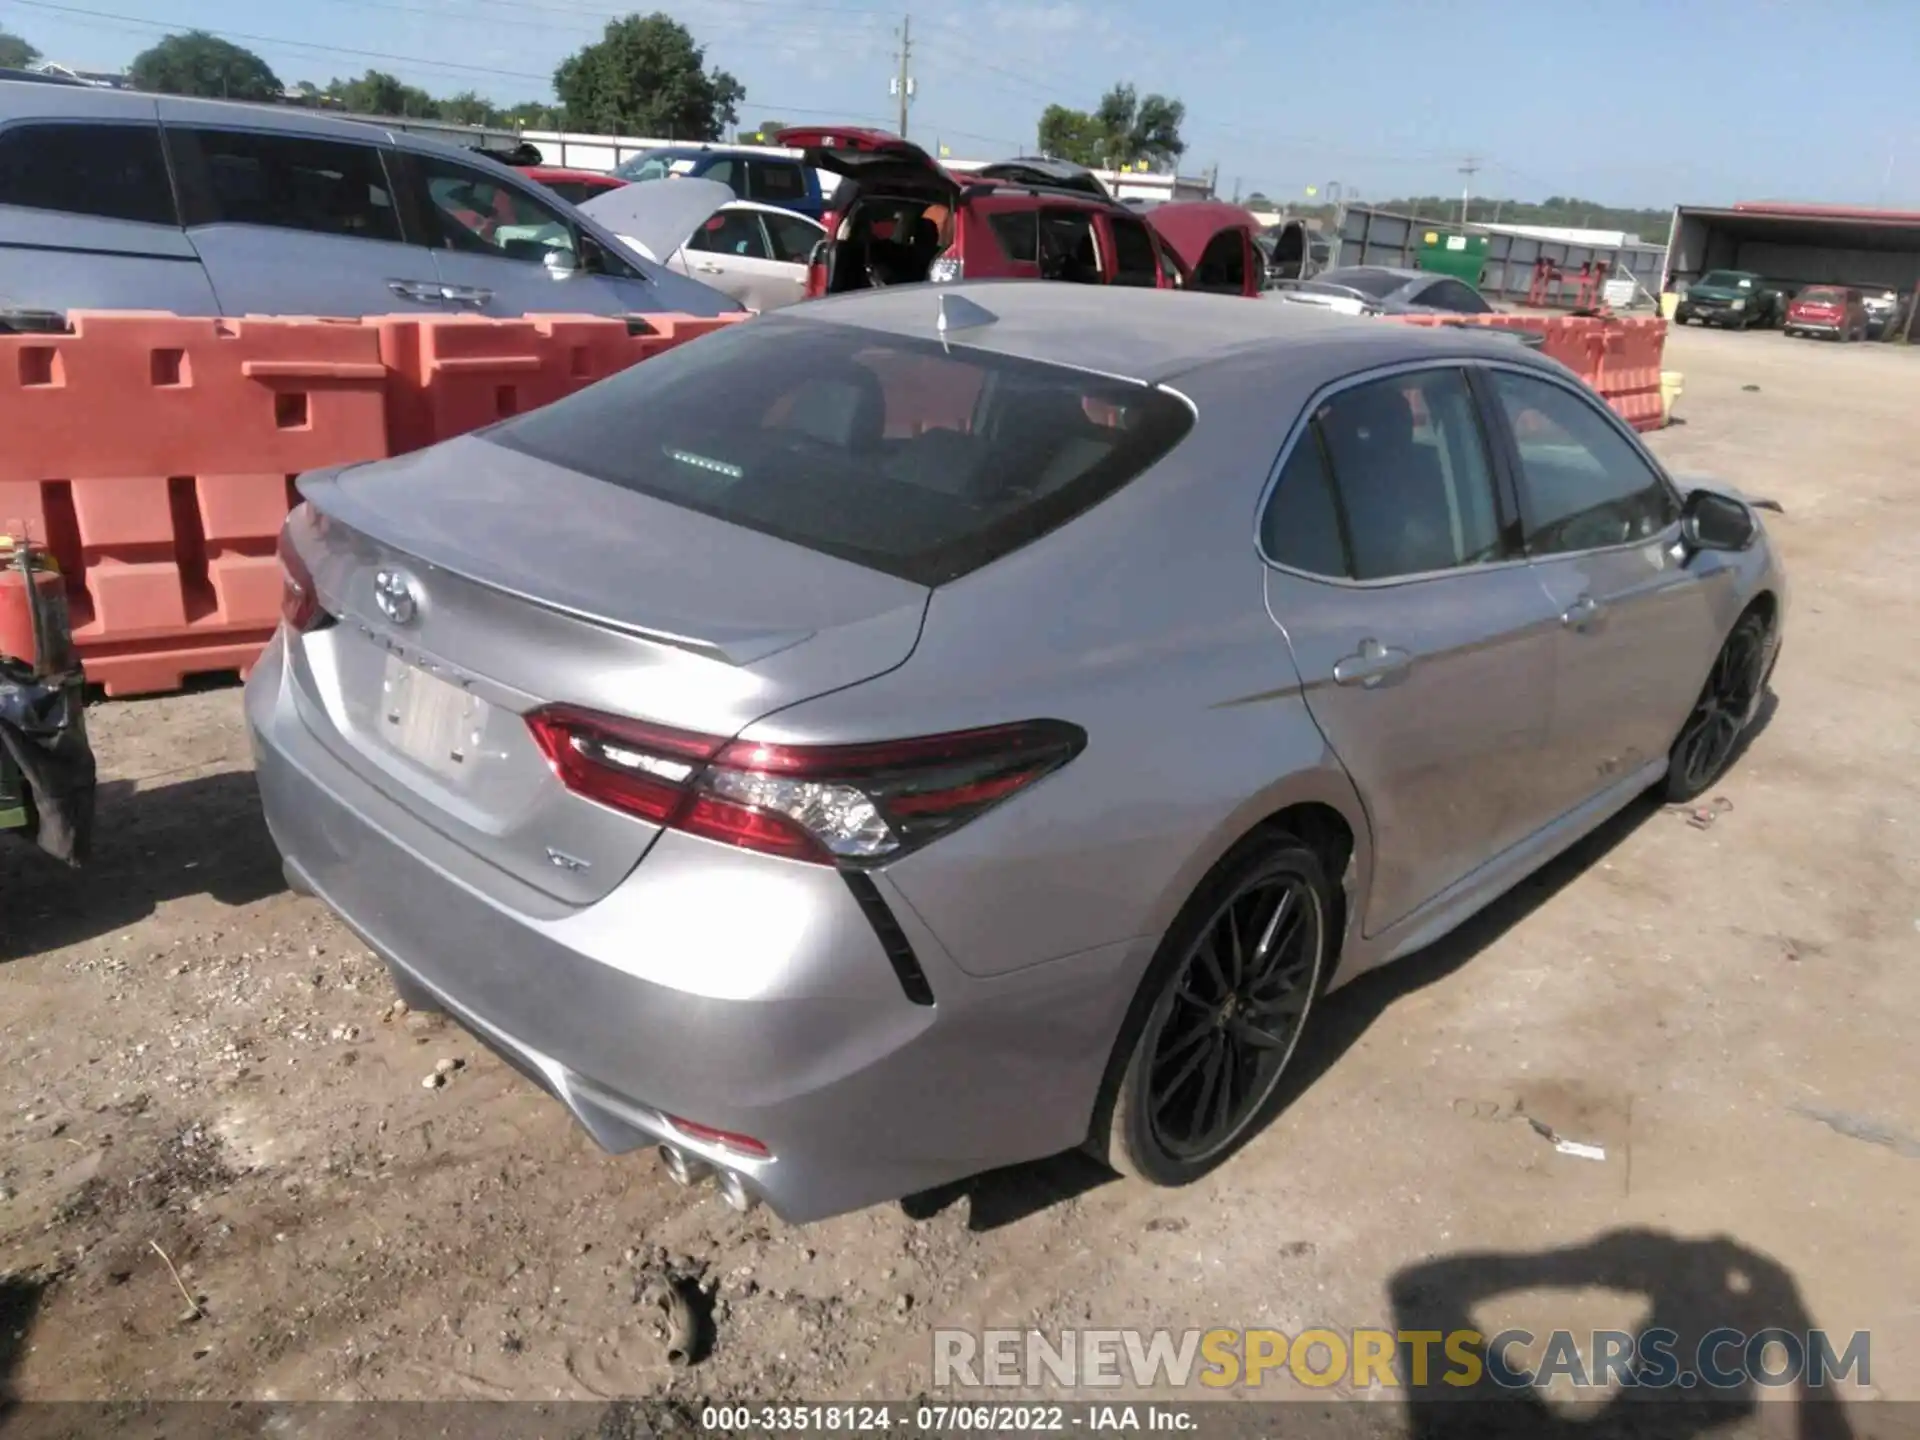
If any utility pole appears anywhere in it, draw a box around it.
[1458,155,1481,226]
[892,16,914,138]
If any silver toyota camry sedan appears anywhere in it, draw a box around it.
[248,284,1785,1222]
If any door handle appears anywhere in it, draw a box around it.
[441,285,493,309]
[1561,595,1605,631]
[693,262,725,274]
[387,279,444,304]
[1332,638,1412,688]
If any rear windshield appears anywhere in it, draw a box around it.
[1797,286,1844,302]
[487,319,1194,586]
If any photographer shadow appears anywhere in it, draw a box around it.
[1390,1227,1857,1439]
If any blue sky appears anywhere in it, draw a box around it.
[9,0,1918,210]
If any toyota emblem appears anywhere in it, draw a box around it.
[372,568,420,626]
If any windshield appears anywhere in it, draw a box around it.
[487,319,1195,586]
[1304,268,1406,299]
[1699,271,1755,289]
[614,152,678,182]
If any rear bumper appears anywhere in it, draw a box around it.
[245,632,1147,1222]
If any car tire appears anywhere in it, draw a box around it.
[1095,834,1333,1187]
[1663,610,1771,804]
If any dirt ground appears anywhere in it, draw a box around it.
[3,324,1917,1429]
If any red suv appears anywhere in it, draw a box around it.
[776,127,1260,300]
[1784,285,1870,342]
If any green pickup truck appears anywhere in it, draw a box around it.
[1675,270,1786,330]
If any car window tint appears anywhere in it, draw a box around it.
[763,211,823,264]
[702,159,738,192]
[1108,215,1159,288]
[987,210,1038,264]
[0,121,175,225]
[1489,370,1678,557]
[1423,279,1489,313]
[1037,208,1100,284]
[488,319,1194,586]
[1192,231,1248,294]
[749,161,806,202]
[1315,369,1504,581]
[181,129,398,240]
[1260,430,1349,578]
[417,157,575,263]
[691,209,769,259]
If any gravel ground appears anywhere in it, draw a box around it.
[2,324,1916,1432]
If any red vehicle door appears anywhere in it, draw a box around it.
[1143,202,1263,296]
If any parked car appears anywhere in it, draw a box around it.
[580,177,825,313]
[612,144,827,221]
[519,165,627,208]
[0,80,740,319]
[1783,284,1869,341]
[1674,270,1784,329]
[1258,220,1331,285]
[1275,265,1495,317]
[1863,288,1906,339]
[776,125,1199,297]
[251,283,1786,1223]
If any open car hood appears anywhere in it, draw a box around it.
[578,176,733,262]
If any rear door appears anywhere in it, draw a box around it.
[1102,210,1163,288]
[0,110,220,314]
[682,208,797,311]
[161,117,444,317]
[1479,365,1720,816]
[1259,365,1560,934]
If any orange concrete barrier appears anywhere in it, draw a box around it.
[1389,312,1669,431]
[0,309,744,696]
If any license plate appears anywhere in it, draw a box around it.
[380,654,490,777]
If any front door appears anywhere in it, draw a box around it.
[1479,366,1722,814]
[1259,366,1560,935]
[681,209,801,312]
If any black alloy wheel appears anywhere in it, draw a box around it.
[1665,611,1770,803]
[1100,838,1331,1185]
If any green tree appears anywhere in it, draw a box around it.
[744,117,790,143]
[326,69,441,117]
[129,31,281,100]
[0,29,40,69]
[553,14,743,140]
[1094,82,1185,169]
[500,100,565,129]
[1036,104,1103,165]
[439,90,499,126]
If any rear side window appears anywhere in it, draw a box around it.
[488,320,1195,586]
[1108,215,1159,287]
[763,211,823,264]
[1309,368,1506,581]
[748,161,806,202]
[176,129,400,241]
[1260,432,1349,578]
[0,122,175,225]
[987,210,1038,263]
[1192,231,1248,294]
[690,209,768,258]
[1037,209,1100,284]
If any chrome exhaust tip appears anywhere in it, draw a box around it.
[717,1168,756,1213]
[658,1143,710,1188]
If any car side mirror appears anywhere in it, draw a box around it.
[1680,488,1757,552]
[544,248,579,281]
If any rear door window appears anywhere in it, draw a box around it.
[0,121,176,225]
[699,158,740,194]
[690,209,770,258]
[487,319,1195,585]
[174,128,400,241]
[1107,214,1160,287]
[987,210,1039,264]
[1037,208,1100,284]
[763,211,824,264]
[747,160,807,205]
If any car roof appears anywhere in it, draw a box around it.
[789,280,1551,385]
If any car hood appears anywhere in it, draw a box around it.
[578,177,734,262]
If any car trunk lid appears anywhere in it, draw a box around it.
[284,436,929,906]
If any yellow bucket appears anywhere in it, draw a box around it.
[1659,370,1685,424]
[1659,291,1681,320]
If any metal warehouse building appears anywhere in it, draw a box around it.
[1664,202,1920,307]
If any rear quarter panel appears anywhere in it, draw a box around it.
[737,351,1374,980]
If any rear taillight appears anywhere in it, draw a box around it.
[277,523,327,633]
[525,707,1085,865]
[928,252,964,284]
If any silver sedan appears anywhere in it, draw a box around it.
[247,284,1785,1222]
